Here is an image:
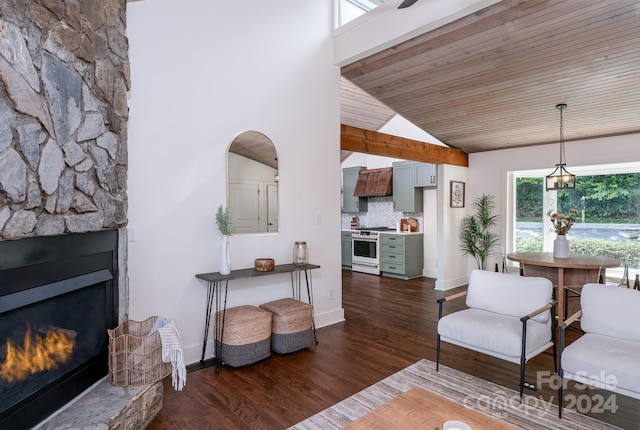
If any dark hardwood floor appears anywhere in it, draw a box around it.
[147,270,639,429]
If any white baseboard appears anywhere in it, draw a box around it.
[314,307,345,329]
[435,275,469,291]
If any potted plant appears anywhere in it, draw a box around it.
[460,194,499,270]
[216,205,235,235]
[216,205,235,275]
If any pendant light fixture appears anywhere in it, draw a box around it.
[545,103,576,191]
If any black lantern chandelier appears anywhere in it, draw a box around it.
[545,103,576,191]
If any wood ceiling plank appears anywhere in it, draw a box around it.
[340,0,640,153]
[357,5,639,103]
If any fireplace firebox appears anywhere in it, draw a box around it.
[0,230,119,429]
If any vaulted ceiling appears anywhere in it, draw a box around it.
[340,0,640,156]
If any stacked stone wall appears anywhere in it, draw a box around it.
[0,0,128,239]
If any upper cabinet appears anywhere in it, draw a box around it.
[392,161,437,212]
[392,161,423,212]
[353,167,393,197]
[415,163,437,187]
[342,166,368,212]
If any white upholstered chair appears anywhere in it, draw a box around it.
[436,270,557,398]
[558,283,640,418]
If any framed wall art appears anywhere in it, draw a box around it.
[450,181,465,208]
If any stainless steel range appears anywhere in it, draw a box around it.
[351,227,393,275]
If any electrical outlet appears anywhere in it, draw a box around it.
[329,288,335,300]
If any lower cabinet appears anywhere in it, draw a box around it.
[380,233,424,279]
[341,231,352,268]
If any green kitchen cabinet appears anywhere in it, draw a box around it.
[380,233,424,279]
[415,163,437,187]
[393,161,437,211]
[342,166,368,212]
[392,161,423,212]
[341,231,352,268]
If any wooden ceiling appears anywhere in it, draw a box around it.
[341,0,640,154]
[228,131,278,169]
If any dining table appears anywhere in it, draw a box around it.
[506,252,620,322]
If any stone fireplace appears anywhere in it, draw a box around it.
[0,230,119,428]
[0,0,134,427]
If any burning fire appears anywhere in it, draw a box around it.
[1,324,76,383]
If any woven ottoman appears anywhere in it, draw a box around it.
[215,305,272,367]
[260,298,314,354]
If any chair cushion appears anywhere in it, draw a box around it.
[562,333,640,395]
[466,270,553,323]
[580,283,640,342]
[438,308,552,359]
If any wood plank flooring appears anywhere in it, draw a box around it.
[147,270,639,429]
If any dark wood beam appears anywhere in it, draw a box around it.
[341,125,468,167]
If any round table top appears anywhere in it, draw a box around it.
[507,252,620,269]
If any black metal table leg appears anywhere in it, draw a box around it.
[304,269,317,343]
[214,280,229,374]
[200,281,216,363]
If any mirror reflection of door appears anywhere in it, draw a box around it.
[228,182,260,234]
[266,183,279,232]
[227,131,278,234]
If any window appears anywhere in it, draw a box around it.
[337,0,386,27]
[511,164,640,284]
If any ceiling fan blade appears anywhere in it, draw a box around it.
[398,0,419,9]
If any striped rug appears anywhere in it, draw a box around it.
[289,359,621,430]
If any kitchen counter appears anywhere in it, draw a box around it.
[342,229,422,235]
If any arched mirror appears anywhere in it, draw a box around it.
[227,131,279,234]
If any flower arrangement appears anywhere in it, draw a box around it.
[549,209,578,235]
[215,204,235,235]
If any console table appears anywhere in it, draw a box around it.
[507,252,619,322]
[193,263,320,373]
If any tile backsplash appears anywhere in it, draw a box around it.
[341,196,423,231]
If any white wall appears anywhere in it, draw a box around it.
[468,134,640,276]
[333,0,501,65]
[435,164,468,290]
[379,114,446,146]
[126,0,342,364]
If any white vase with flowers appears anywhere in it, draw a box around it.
[549,209,577,258]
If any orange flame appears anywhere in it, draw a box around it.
[1,324,76,383]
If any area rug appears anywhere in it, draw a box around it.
[289,359,622,430]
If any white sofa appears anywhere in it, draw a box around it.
[559,282,640,417]
[437,269,556,398]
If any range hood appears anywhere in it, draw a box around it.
[353,167,392,197]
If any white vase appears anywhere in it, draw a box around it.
[553,234,570,258]
[220,235,231,275]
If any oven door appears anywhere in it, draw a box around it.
[351,236,380,275]
[352,237,378,261]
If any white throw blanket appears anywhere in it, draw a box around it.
[152,316,186,391]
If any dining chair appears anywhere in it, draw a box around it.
[597,255,629,287]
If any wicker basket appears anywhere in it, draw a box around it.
[215,305,272,367]
[260,298,314,354]
[108,316,171,387]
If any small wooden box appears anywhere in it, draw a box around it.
[254,258,275,272]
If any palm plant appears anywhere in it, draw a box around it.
[460,194,499,270]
